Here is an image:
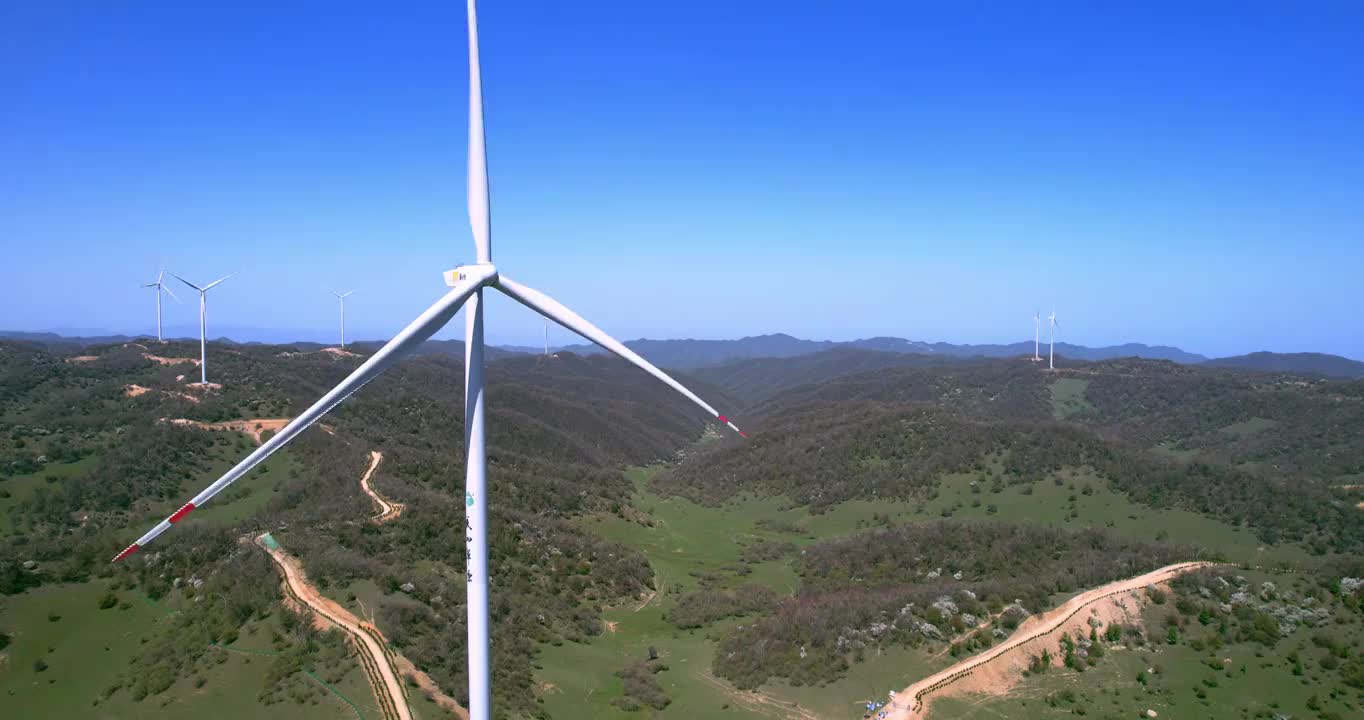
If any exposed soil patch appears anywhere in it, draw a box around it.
[66,355,98,364]
[124,384,151,398]
[323,347,362,358]
[143,353,200,366]
[168,417,290,444]
[888,562,1217,718]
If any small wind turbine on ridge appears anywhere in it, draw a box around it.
[141,268,179,342]
[1032,310,1041,362]
[1048,306,1059,370]
[170,271,234,385]
[331,290,355,348]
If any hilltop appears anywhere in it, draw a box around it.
[1203,350,1364,378]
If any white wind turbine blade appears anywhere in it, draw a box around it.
[203,273,235,292]
[160,283,180,303]
[495,275,746,436]
[467,0,491,263]
[168,271,203,292]
[112,269,494,562]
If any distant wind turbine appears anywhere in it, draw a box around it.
[114,5,745,720]
[1048,306,1059,370]
[1032,310,1041,362]
[331,290,355,348]
[543,319,549,357]
[141,269,179,342]
[169,272,234,384]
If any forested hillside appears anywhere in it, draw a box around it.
[0,338,735,715]
[5,339,1363,720]
[664,357,1364,554]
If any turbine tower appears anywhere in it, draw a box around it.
[332,290,354,348]
[1032,310,1041,361]
[114,5,745,720]
[170,272,234,384]
[1048,306,1059,370]
[141,269,179,342]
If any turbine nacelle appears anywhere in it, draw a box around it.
[444,263,498,288]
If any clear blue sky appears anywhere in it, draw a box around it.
[2,1,1361,358]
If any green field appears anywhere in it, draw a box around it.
[1218,416,1278,438]
[0,572,403,719]
[918,464,1309,566]
[0,454,99,533]
[537,468,944,719]
[1049,377,1094,419]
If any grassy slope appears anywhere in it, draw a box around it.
[0,433,349,719]
[0,576,386,720]
[535,463,1317,720]
[0,455,99,533]
[917,463,1310,566]
[1049,377,1094,419]
[537,467,936,720]
[932,570,1361,720]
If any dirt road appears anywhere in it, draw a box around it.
[888,561,1216,718]
[359,451,404,522]
[169,417,290,443]
[259,534,415,720]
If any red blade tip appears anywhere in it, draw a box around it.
[717,415,728,423]
[738,430,749,438]
[112,543,141,563]
[168,501,197,524]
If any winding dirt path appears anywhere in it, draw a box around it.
[359,451,404,523]
[887,561,1217,718]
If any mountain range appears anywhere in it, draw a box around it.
[549,333,1207,367]
[5,329,1362,378]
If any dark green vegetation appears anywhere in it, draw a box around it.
[665,356,1364,552]
[3,336,1363,719]
[0,338,732,717]
[716,522,1189,690]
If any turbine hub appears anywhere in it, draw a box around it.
[445,263,497,287]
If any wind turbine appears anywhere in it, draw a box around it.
[1048,306,1059,370]
[114,5,745,720]
[543,319,549,357]
[170,272,234,385]
[1032,310,1041,361]
[141,269,179,342]
[332,290,355,348]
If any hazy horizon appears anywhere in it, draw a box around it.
[4,323,1359,363]
[3,2,1361,358]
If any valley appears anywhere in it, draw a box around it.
[2,339,1362,719]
